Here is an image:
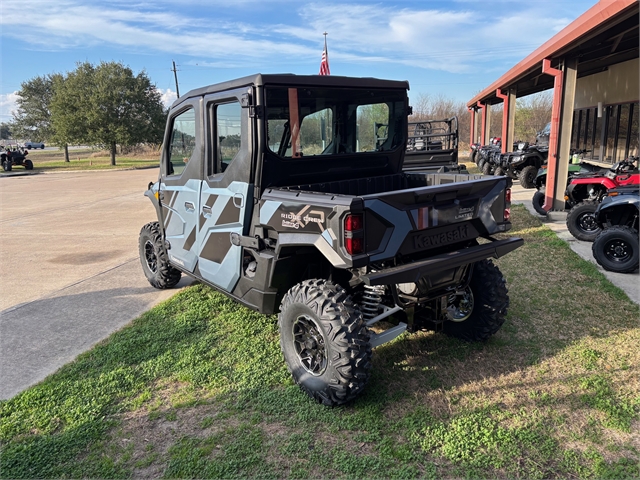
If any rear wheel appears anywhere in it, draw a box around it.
[482,162,493,175]
[278,279,372,406]
[477,157,486,171]
[138,222,181,288]
[3,160,12,172]
[532,190,548,216]
[494,167,505,176]
[519,165,538,188]
[566,201,600,241]
[442,260,509,341]
[470,150,477,163]
[592,226,639,273]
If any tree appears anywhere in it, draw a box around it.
[11,73,74,161]
[514,92,553,142]
[51,61,166,165]
[0,123,11,140]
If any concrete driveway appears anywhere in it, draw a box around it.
[0,169,192,399]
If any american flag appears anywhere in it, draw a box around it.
[319,35,330,75]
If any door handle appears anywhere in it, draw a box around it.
[184,201,195,212]
[202,205,212,217]
[233,193,244,208]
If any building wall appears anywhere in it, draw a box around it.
[574,58,639,109]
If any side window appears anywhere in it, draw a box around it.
[167,108,196,177]
[217,101,242,172]
[356,103,389,152]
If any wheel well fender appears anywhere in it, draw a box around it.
[270,246,335,297]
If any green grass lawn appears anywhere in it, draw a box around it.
[1,205,638,479]
[0,148,159,173]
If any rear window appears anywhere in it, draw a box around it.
[265,86,406,158]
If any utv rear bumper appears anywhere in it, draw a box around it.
[361,237,523,286]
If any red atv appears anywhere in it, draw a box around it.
[565,157,639,241]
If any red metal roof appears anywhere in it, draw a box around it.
[467,0,637,107]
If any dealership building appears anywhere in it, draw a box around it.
[467,0,638,211]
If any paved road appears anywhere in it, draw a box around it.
[0,169,192,399]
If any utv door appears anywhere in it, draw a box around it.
[159,101,202,273]
[195,90,253,292]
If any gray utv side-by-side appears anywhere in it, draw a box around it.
[139,74,523,406]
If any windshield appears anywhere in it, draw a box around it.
[265,86,406,158]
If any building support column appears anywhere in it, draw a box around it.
[554,57,578,210]
[468,107,476,145]
[496,89,510,154]
[541,58,578,211]
[507,88,517,150]
[485,105,492,144]
[541,59,564,212]
[477,101,486,145]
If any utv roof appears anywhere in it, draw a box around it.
[171,74,410,109]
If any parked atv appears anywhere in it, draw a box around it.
[1,146,33,171]
[475,138,502,172]
[566,157,639,241]
[531,151,606,216]
[479,139,520,175]
[491,123,551,188]
[591,187,639,273]
[499,141,549,188]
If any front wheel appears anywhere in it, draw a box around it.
[24,159,33,170]
[494,167,505,176]
[442,260,509,341]
[482,162,493,175]
[519,165,538,188]
[532,189,548,216]
[138,222,182,288]
[278,279,372,406]
[477,157,486,171]
[592,226,639,273]
[567,201,600,241]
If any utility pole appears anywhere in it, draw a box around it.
[172,60,180,98]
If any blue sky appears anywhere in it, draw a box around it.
[1,0,597,123]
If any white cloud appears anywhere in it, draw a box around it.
[0,92,19,122]
[158,88,178,108]
[0,0,577,74]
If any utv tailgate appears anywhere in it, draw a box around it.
[361,237,523,286]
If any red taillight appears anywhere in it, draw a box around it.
[345,214,363,231]
[344,214,364,255]
[345,237,363,255]
[504,189,511,222]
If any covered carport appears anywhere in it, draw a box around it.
[467,0,639,212]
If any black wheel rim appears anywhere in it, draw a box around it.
[578,212,598,233]
[447,287,475,322]
[144,240,158,273]
[603,238,632,264]
[526,171,535,183]
[292,315,327,376]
